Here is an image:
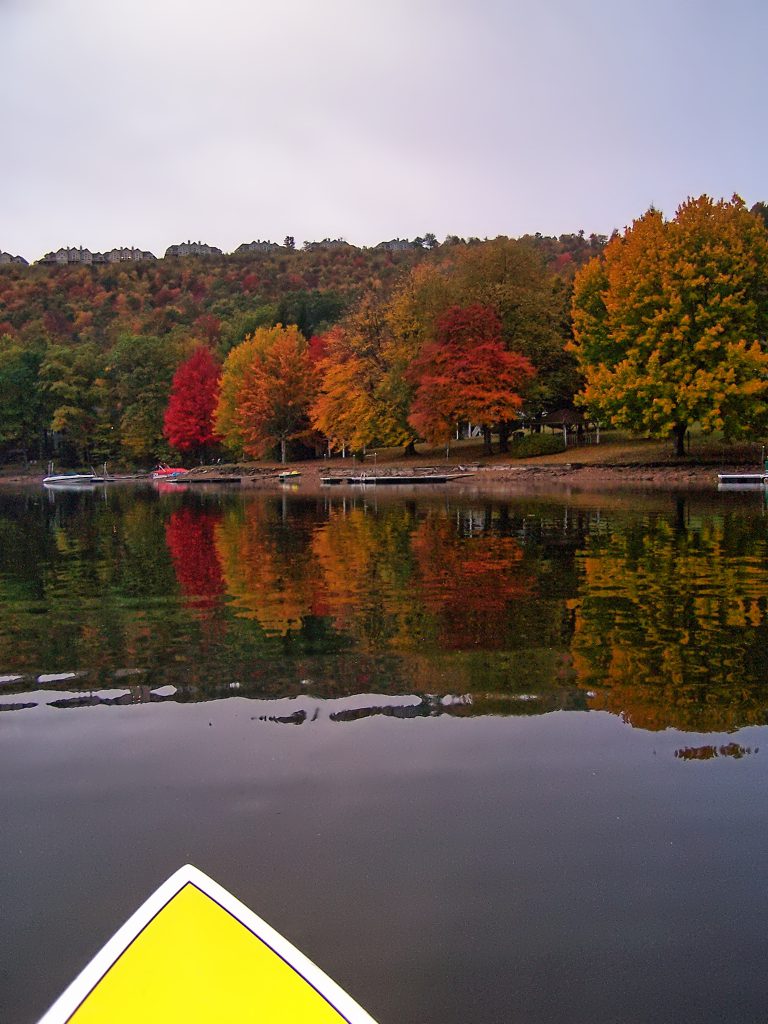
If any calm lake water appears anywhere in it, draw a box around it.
[2,482,768,1023]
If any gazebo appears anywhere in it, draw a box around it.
[539,408,599,445]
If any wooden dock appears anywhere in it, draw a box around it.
[320,473,471,486]
[180,476,241,485]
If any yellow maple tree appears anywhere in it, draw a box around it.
[572,195,768,453]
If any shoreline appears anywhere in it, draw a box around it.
[0,460,757,491]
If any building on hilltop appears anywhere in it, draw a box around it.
[302,238,354,252]
[39,246,96,265]
[234,239,283,254]
[104,247,156,262]
[374,238,418,251]
[0,251,28,265]
[38,246,155,266]
[165,240,223,258]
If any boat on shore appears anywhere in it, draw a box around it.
[43,473,106,487]
[43,462,112,488]
[151,464,188,480]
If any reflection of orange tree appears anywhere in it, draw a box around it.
[571,515,768,731]
[215,501,328,634]
[311,503,429,648]
[165,507,225,611]
[411,511,533,650]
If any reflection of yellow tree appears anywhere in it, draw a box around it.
[571,515,768,731]
[215,502,328,634]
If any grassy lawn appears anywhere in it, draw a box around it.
[360,432,768,469]
[4,433,765,480]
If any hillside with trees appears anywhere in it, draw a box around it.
[0,233,592,466]
[4,204,767,469]
[0,244,427,464]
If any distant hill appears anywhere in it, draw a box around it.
[0,245,431,351]
[0,232,602,353]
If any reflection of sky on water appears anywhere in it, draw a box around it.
[2,698,767,1024]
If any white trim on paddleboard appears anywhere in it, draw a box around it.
[38,863,379,1024]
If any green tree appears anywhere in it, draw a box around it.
[110,334,186,462]
[40,343,111,464]
[0,340,46,460]
[219,307,278,354]
[571,195,768,455]
[275,290,347,338]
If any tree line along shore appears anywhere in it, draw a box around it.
[2,195,768,472]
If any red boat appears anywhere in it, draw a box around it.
[151,464,188,481]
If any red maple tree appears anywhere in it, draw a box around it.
[408,304,535,444]
[163,346,221,456]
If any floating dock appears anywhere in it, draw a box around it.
[717,473,767,485]
[321,473,470,486]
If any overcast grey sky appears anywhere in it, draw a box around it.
[2,0,766,261]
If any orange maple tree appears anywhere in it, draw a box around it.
[234,329,316,462]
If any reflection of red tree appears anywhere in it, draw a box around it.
[412,515,533,649]
[166,507,225,611]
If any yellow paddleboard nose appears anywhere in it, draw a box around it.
[39,865,378,1024]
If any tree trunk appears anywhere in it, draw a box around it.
[280,436,286,464]
[403,438,417,458]
[482,425,493,455]
[498,423,510,453]
[672,423,687,457]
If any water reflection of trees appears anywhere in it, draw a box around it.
[166,507,225,611]
[571,510,768,731]
[674,743,756,761]
[216,498,551,651]
[4,488,768,735]
[0,490,184,677]
[216,500,328,635]
[411,510,532,650]
[311,502,430,648]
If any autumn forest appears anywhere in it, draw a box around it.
[2,195,768,467]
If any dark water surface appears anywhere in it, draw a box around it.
[1,483,768,1023]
